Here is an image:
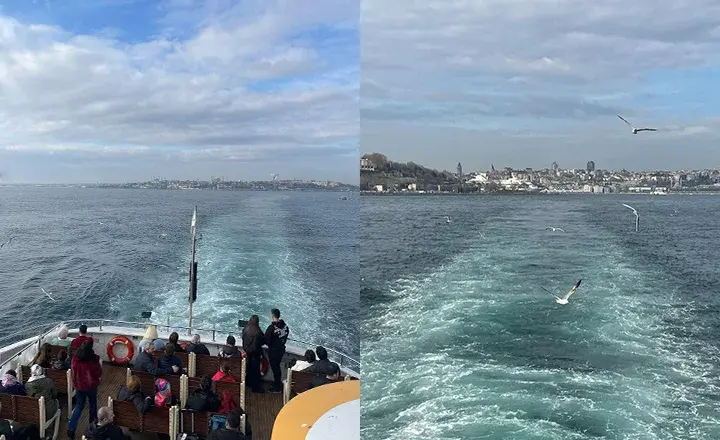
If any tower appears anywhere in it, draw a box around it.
[551,161,559,172]
[456,162,463,178]
[587,161,595,172]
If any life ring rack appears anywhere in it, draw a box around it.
[107,335,135,365]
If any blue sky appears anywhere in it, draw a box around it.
[360,0,720,172]
[0,0,358,183]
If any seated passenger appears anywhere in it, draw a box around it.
[304,346,339,376]
[84,407,131,440]
[133,342,177,376]
[31,343,52,368]
[158,344,183,375]
[151,338,166,353]
[70,325,94,352]
[292,350,317,372]
[186,334,211,356]
[51,350,71,370]
[218,335,241,358]
[117,375,153,415]
[187,375,221,412]
[207,408,247,440]
[25,365,59,420]
[211,362,237,383]
[1,370,26,395]
[307,363,341,390]
[167,332,186,353]
[51,325,72,348]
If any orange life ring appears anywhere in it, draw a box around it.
[260,358,269,376]
[107,336,135,365]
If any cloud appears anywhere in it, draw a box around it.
[360,0,720,170]
[0,0,359,183]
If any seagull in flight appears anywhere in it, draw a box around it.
[445,216,451,223]
[617,115,657,134]
[0,237,12,248]
[542,279,582,305]
[40,287,55,301]
[545,227,566,233]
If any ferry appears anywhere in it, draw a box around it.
[0,208,360,440]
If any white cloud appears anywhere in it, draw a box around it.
[0,0,359,182]
[360,0,720,170]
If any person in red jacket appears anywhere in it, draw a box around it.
[68,340,102,440]
[211,362,237,383]
[70,324,94,353]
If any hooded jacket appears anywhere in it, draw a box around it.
[264,320,289,353]
[218,345,241,358]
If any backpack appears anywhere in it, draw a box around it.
[208,414,227,431]
[155,378,172,407]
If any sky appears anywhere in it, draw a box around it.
[0,0,358,184]
[361,0,720,173]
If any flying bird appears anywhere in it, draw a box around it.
[545,227,566,233]
[617,115,657,134]
[41,287,55,301]
[0,237,12,248]
[445,216,451,223]
[542,279,582,305]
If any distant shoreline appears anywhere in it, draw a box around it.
[360,191,720,196]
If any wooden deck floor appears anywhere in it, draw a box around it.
[52,364,283,440]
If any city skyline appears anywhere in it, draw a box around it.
[0,0,359,184]
[361,0,720,172]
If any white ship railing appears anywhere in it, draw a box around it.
[0,318,360,372]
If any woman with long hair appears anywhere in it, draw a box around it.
[242,314,265,393]
[68,340,102,440]
[118,375,153,414]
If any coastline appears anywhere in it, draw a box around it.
[360,191,720,196]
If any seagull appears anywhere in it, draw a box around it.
[542,279,582,305]
[40,287,55,301]
[545,227,566,233]
[445,216,451,223]
[0,237,12,248]
[617,115,657,134]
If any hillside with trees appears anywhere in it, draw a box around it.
[360,153,458,191]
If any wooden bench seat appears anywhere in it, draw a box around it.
[108,398,178,438]
[186,378,246,411]
[282,369,316,404]
[0,393,61,440]
[179,409,246,438]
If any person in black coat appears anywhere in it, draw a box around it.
[263,308,289,393]
[242,315,265,393]
[308,362,341,390]
[117,375,152,414]
[208,408,247,440]
[133,343,177,376]
[84,407,131,440]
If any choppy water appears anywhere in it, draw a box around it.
[0,187,359,360]
[361,195,720,440]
